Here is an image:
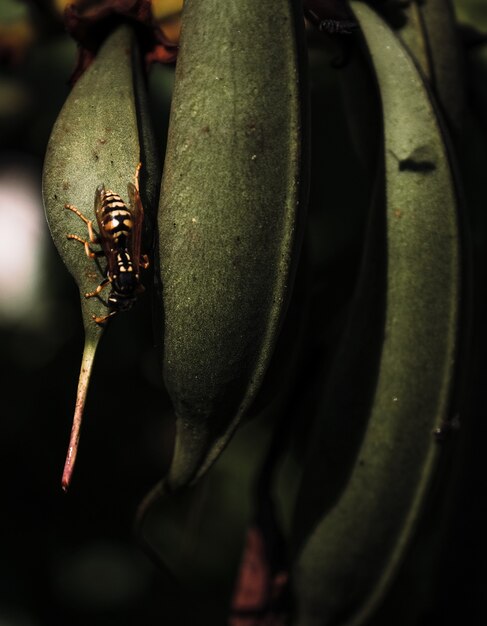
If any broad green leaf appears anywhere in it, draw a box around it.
[292,4,464,624]
[157,0,309,489]
[42,24,157,489]
[417,0,465,136]
[395,1,431,78]
[390,0,465,136]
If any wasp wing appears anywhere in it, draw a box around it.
[127,181,145,274]
[94,184,118,277]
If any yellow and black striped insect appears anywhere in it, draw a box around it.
[65,162,149,324]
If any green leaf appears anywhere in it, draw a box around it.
[42,24,157,489]
[291,3,464,624]
[395,1,432,78]
[136,409,283,624]
[393,0,465,137]
[418,0,465,136]
[157,0,309,489]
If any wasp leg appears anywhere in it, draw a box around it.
[66,233,103,259]
[65,203,100,244]
[93,310,117,324]
[140,254,149,269]
[85,278,110,299]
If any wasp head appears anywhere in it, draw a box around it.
[108,273,145,312]
[107,289,137,312]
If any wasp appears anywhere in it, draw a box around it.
[65,162,149,324]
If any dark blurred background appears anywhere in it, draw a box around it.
[1,1,487,625]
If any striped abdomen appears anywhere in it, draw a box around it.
[99,189,139,290]
[100,190,134,245]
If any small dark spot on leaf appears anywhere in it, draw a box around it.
[246,122,257,136]
[390,147,437,173]
[63,180,70,190]
[84,269,96,281]
[54,194,58,200]
[201,125,210,134]
[93,151,99,161]
[399,158,436,173]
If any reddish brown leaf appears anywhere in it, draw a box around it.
[229,525,289,626]
[64,0,178,83]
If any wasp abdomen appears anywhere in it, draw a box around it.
[100,191,134,241]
